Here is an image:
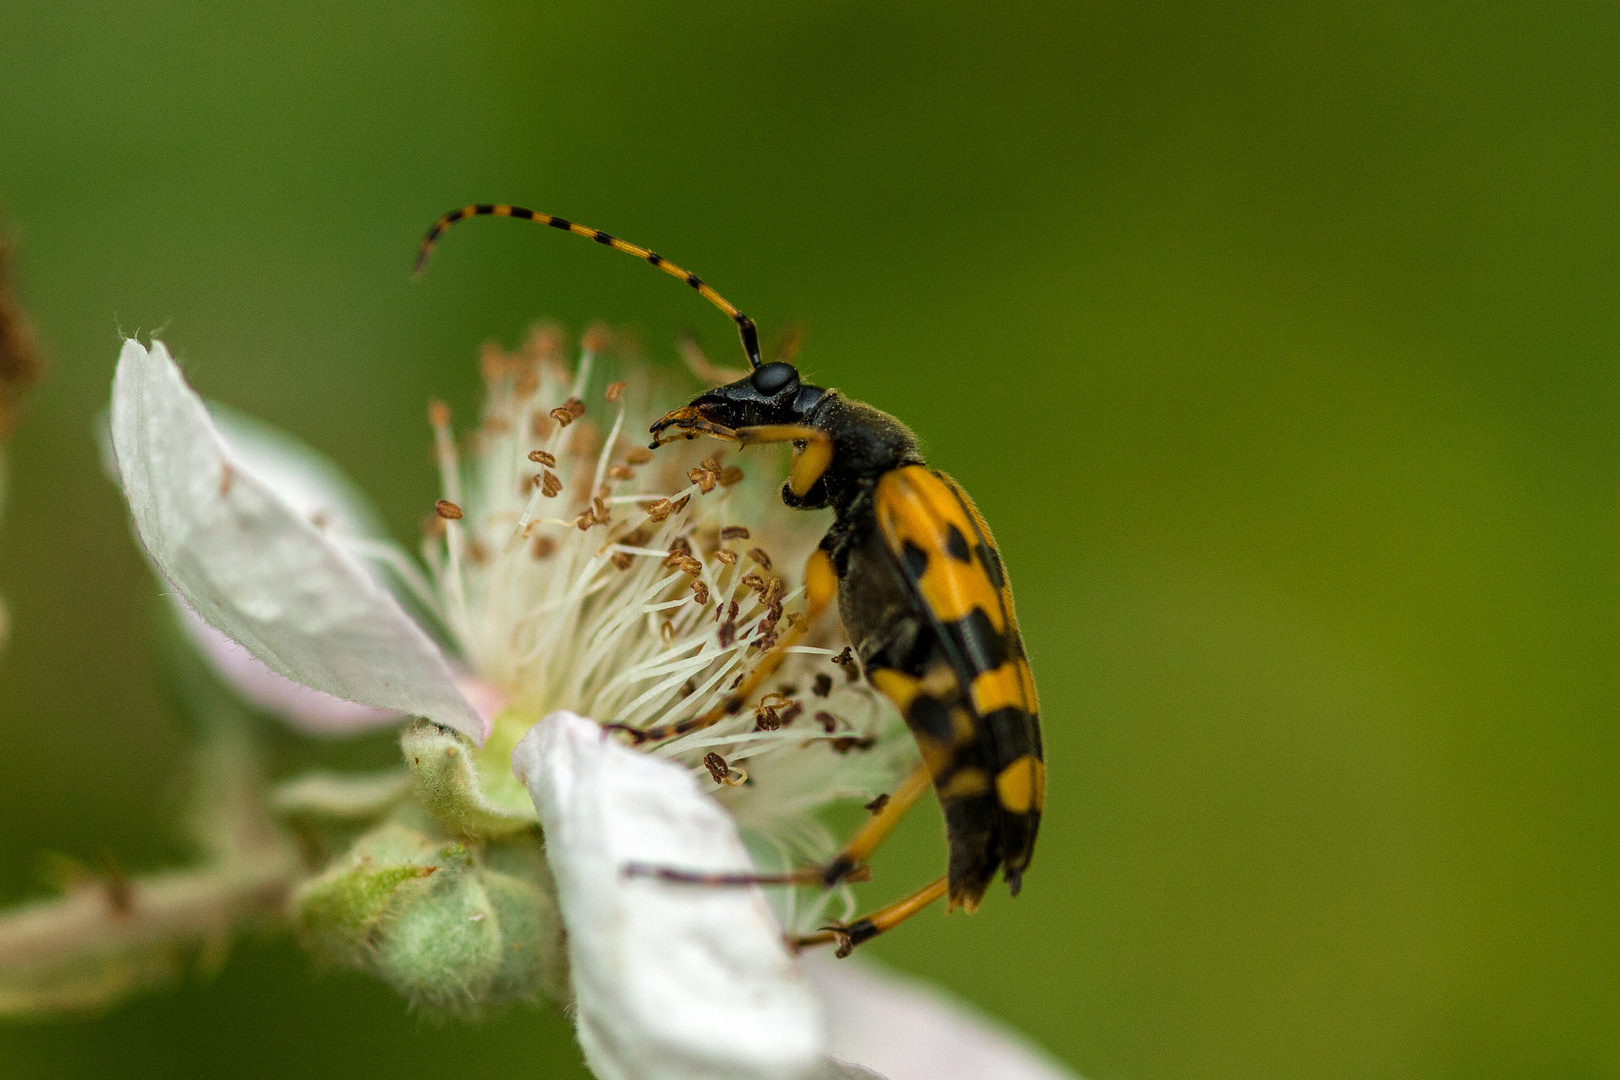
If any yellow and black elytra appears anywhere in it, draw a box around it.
[416,205,1044,955]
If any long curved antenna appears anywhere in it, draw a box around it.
[414,204,761,368]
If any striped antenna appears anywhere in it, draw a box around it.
[414,204,762,368]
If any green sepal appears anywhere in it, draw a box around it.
[402,720,537,838]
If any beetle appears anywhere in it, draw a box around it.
[416,204,1043,953]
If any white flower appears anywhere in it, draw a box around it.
[109,338,482,739]
[107,332,1080,1080]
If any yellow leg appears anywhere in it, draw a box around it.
[732,424,834,498]
[815,762,934,884]
[622,762,934,890]
[794,875,949,958]
[622,765,946,954]
[612,545,840,745]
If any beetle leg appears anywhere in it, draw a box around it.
[792,875,949,958]
[622,763,934,890]
[610,546,840,746]
[729,424,834,499]
[810,762,935,885]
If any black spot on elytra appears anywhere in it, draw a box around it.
[945,523,972,563]
[900,540,930,579]
[906,694,956,743]
[949,608,1011,674]
[983,707,1039,762]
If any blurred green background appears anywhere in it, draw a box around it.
[1,1,1616,1077]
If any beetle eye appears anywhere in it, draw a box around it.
[750,362,799,396]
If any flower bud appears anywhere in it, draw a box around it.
[292,821,440,960]
[292,816,564,1016]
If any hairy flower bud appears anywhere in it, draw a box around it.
[293,818,564,1016]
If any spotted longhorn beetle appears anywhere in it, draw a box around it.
[416,204,1043,954]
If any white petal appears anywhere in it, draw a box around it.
[207,401,397,548]
[803,955,1082,1080]
[178,603,403,735]
[109,339,484,743]
[513,711,823,1080]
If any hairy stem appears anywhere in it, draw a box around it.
[0,849,297,976]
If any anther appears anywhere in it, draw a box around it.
[816,711,839,733]
[564,396,587,418]
[532,535,558,559]
[746,548,772,570]
[610,550,633,570]
[812,673,833,698]
[606,380,627,403]
[528,449,556,466]
[549,405,574,427]
[718,621,737,648]
[435,499,464,520]
[720,526,750,541]
[761,577,786,605]
[719,467,745,487]
[607,464,635,480]
[779,702,803,726]
[687,466,717,494]
[830,647,855,666]
[541,471,562,498]
[643,498,675,522]
[864,793,890,814]
[691,580,710,605]
[704,752,729,785]
[624,447,654,465]
[428,400,451,428]
[716,549,738,566]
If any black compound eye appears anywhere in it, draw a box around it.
[750,362,799,396]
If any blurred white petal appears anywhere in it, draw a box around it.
[513,711,823,1080]
[803,954,1081,1080]
[109,338,484,743]
[207,402,389,544]
[177,603,402,735]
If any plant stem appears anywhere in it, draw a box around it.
[0,849,297,975]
